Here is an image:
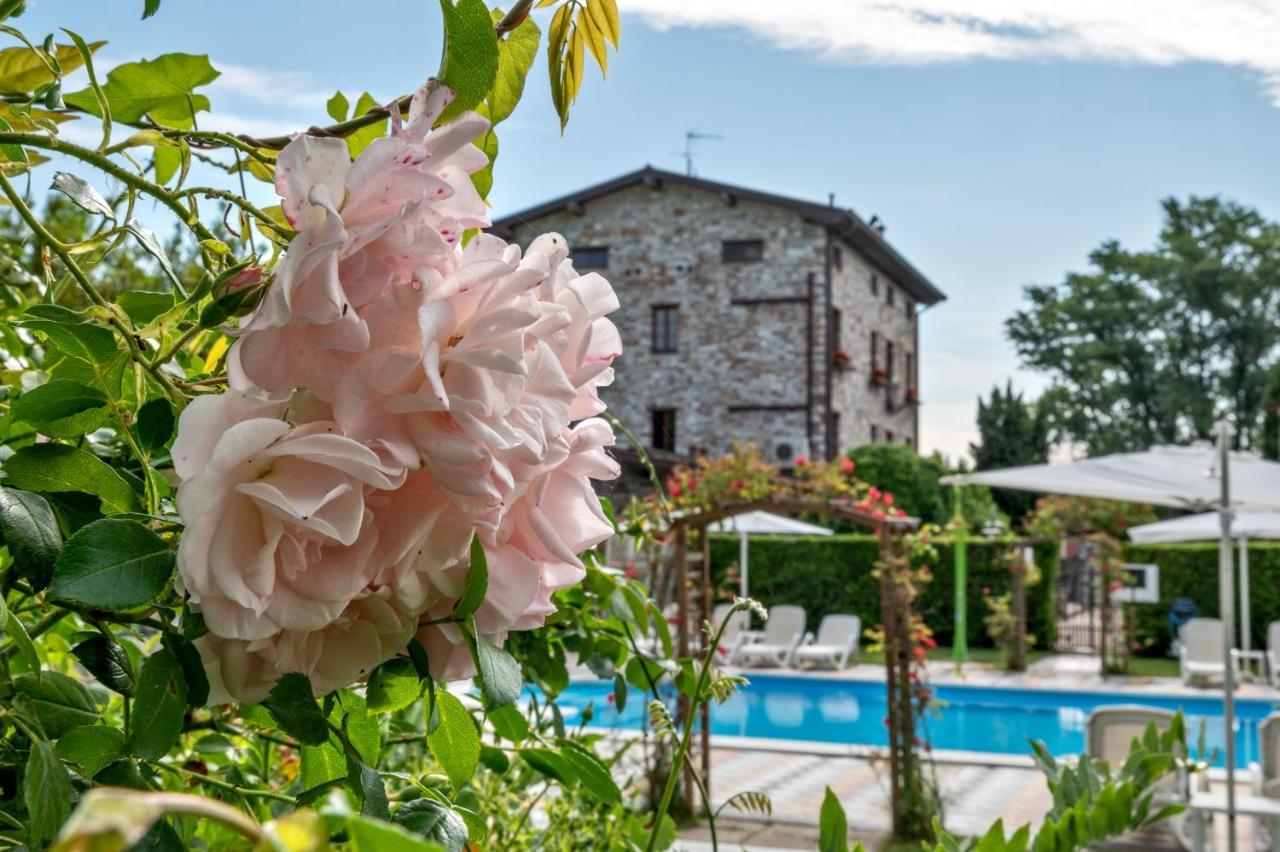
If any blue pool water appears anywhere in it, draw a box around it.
[552,674,1280,769]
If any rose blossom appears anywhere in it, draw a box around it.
[173,389,404,642]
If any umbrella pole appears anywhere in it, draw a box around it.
[1239,537,1251,654]
[739,530,749,600]
[1217,422,1238,852]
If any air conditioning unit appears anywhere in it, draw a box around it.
[769,435,810,466]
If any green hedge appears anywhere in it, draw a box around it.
[1123,542,1280,656]
[709,534,1058,650]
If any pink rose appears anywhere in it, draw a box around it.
[174,390,405,642]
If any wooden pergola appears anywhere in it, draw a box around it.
[663,496,921,828]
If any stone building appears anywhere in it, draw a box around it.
[492,167,945,490]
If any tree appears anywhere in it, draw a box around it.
[969,380,1048,521]
[848,443,1004,527]
[1007,196,1280,453]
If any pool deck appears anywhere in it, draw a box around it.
[656,654,1279,849]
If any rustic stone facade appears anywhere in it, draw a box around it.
[493,168,944,482]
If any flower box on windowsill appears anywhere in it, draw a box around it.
[833,348,853,371]
[870,367,888,386]
[905,387,919,404]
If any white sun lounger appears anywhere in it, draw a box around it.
[1087,704,1206,850]
[733,605,806,667]
[1180,618,1228,686]
[1248,711,1280,850]
[1266,621,1280,689]
[792,614,861,669]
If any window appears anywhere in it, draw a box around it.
[885,339,895,379]
[886,429,895,443]
[830,308,842,352]
[829,412,840,455]
[652,408,677,452]
[571,246,609,269]
[651,305,679,353]
[722,239,764,263]
[870,274,879,296]
[830,246,843,270]
[870,330,879,370]
[905,298,914,321]
[870,424,879,442]
[905,351,914,387]
[886,283,895,306]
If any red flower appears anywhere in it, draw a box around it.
[796,455,809,467]
[868,486,881,501]
[841,457,855,475]
[922,635,938,649]
[607,693,615,704]
[873,509,886,521]
[882,492,895,507]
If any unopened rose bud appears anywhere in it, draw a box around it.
[199,266,267,328]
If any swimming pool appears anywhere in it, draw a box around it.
[552,674,1280,769]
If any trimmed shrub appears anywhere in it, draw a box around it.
[709,534,1058,649]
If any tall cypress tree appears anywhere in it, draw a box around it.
[969,381,1049,521]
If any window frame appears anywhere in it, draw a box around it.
[571,245,610,270]
[651,408,677,452]
[721,239,765,264]
[651,304,679,354]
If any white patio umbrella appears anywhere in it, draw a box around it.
[1129,510,1280,653]
[707,510,833,599]
[943,434,1280,852]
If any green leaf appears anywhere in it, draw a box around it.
[345,92,385,159]
[453,536,487,619]
[3,444,140,515]
[555,739,620,803]
[355,762,389,819]
[393,798,468,852]
[64,53,219,129]
[489,12,540,125]
[262,672,329,745]
[519,746,577,785]
[818,787,849,852]
[51,171,115,220]
[5,606,41,672]
[332,689,381,764]
[366,657,421,714]
[118,291,176,326]
[347,813,446,852]
[135,398,176,455]
[12,379,109,438]
[162,632,209,708]
[126,219,184,293]
[142,0,161,19]
[125,647,187,760]
[24,741,71,847]
[472,629,521,708]
[427,691,479,794]
[326,91,349,123]
[300,741,346,792]
[0,41,102,95]
[72,635,136,695]
[487,703,529,742]
[0,487,62,590]
[19,305,118,365]
[55,725,125,777]
[14,671,98,737]
[49,518,174,609]
[437,0,500,123]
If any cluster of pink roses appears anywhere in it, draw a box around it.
[172,87,622,703]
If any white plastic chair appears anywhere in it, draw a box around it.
[1086,705,1205,850]
[1266,621,1280,689]
[792,614,861,669]
[1180,618,1228,686]
[1250,711,1280,850]
[711,602,749,662]
[733,605,806,667]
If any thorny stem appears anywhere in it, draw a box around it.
[180,186,293,240]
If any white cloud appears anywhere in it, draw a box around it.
[622,0,1280,103]
[206,62,332,113]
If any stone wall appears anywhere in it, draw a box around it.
[504,178,923,466]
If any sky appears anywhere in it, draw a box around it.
[19,1,1280,461]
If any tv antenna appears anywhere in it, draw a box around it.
[682,130,721,176]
